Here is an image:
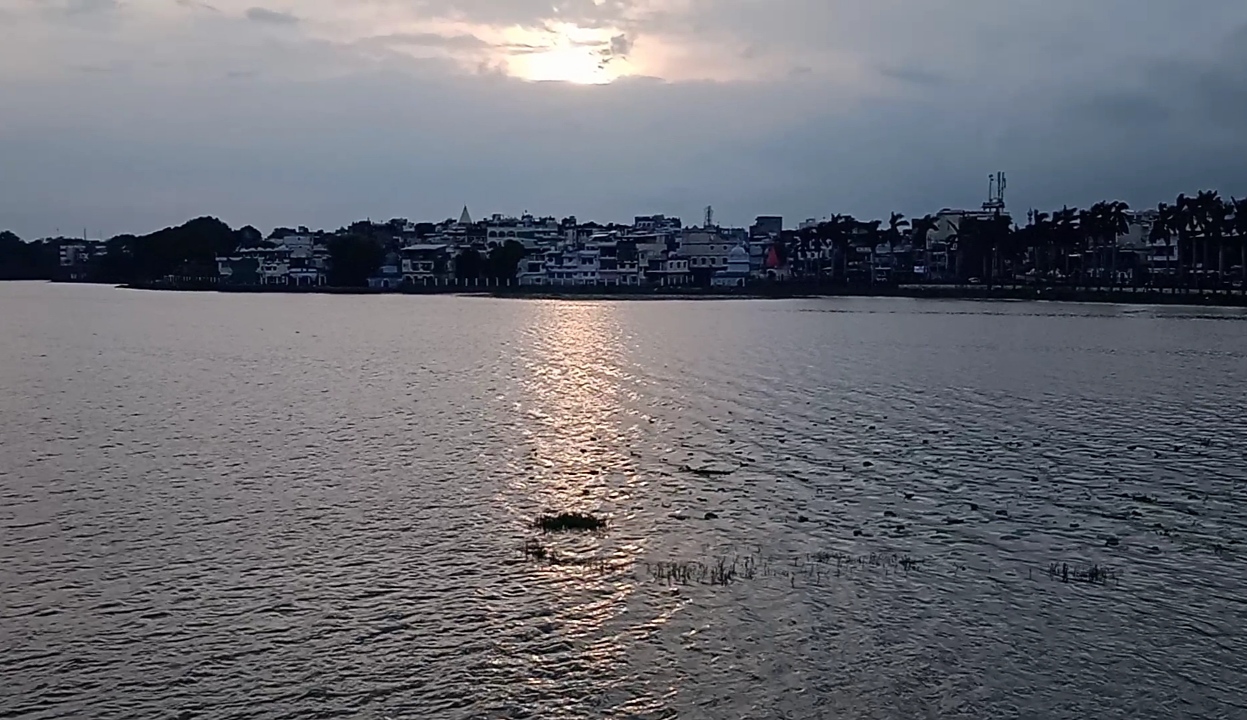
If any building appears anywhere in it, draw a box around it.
[633,214,683,235]
[679,229,738,279]
[482,213,561,248]
[399,244,454,285]
[57,241,105,281]
[710,244,752,287]
[368,252,403,289]
[644,256,691,286]
[750,216,783,238]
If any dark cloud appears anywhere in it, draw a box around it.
[609,34,631,56]
[175,0,220,12]
[63,0,118,15]
[597,33,631,66]
[365,32,490,51]
[878,63,946,87]
[244,7,298,25]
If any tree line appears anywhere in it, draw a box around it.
[0,217,530,287]
[777,190,1247,289]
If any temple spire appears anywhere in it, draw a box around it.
[458,205,472,225]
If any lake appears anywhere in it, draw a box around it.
[3,282,1246,719]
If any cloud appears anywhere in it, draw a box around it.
[63,0,119,16]
[175,0,220,12]
[597,33,631,66]
[878,63,946,88]
[243,7,298,25]
[364,32,490,52]
[3,0,1247,238]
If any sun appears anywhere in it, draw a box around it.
[500,23,631,85]
[510,46,621,84]
[508,47,610,84]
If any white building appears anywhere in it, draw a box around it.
[710,244,752,287]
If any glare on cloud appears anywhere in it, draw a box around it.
[496,22,634,84]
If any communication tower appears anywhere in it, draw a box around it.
[982,172,1007,213]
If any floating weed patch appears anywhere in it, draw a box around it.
[522,539,615,573]
[536,512,607,533]
[681,464,736,477]
[644,552,924,587]
[1047,562,1118,585]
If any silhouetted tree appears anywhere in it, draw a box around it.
[455,248,485,280]
[487,240,526,281]
[327,235,385,287]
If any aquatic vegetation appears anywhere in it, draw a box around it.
[1048,562,1118,585]
[522,539,614,572]
[642,552,924,587]
[536,512,607,533]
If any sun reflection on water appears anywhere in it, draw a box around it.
[496,300,669,700]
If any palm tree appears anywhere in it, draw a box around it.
[1149,202,1177,289]
[910,214,938,280]
[1174,193,1195,290]
[1232,197,1247,294]
[856,219,883,286]
[1191,190,1224,290]
[885,212,909,283]
[797,225,818,279]
[1023,210,1053,281]
[1103,201,1130,287]
[1053,206,1081,283]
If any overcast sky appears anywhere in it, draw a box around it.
[2,0,1246,238]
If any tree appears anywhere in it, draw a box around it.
[1174,193,1195,289]
[454,248,485,280]
[0,231,54,279]
[1232,197,1247,294]
[1194,191,1230,289]
[909,214,938,281]
[235,225,263,247]
[486,240,526,281]
[884,212,909,282]
[1150,202,1179,287]
[855,219,882,285]
[910,215,936,251]
[327,234,385,287]
[1103,200,1130,286]
[1052,206,1081,282]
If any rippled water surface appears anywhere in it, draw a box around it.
[3,282,1247,719]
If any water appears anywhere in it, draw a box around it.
[3,282,1247,719]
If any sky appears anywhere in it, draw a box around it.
[2,0,1247,238]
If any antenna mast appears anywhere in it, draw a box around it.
[982,171,1007,213]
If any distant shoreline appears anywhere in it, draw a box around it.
[95,280,1247,307]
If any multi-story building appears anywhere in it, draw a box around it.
[217,247,292,285]
[399,243,454,284]
[750,216,783,238]
[57,241,105,281]
[679,229,737,275]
